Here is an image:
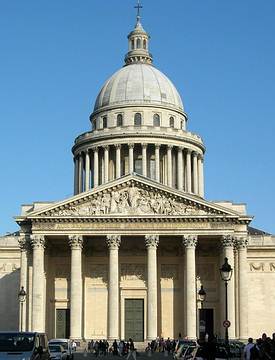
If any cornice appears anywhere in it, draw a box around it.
[72,132,205,154]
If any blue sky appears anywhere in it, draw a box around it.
[0,0,274,235]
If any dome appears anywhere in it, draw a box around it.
[93,63,184,113]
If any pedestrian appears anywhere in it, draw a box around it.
[244,338,254,360]
[126,339,136,360]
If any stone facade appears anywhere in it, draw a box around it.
[1,11,275,342]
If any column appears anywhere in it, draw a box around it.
[78,153,84,193]
[129,143,134,173]
[177,146,183,190]
[220,235,236,339]
[198,154,204,197]
[18,235,29,332]
[186,149,192,193]
[85,150,90,191]
[106,235,121,340]
[69,235,83,340]
[192,152,198,194]
[236,236,248,341]
[182,235,197,339]
[104,145,109,183]
[93,147,99,187]
[115,144,121,179]
[167,145,172,187]
[145,235,159,340]
[142,143,147,177]
[155,144,160,182]
[30,235,46,332]
[74,156,79,195]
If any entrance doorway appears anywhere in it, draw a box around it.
[199,308,214,340]
[125,299,144,341]
[56,309,70,339]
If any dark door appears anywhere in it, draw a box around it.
[56,309,70,339]
[199,308,214,340]
[125,299,144,342]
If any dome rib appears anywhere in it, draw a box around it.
[93,64,184,113]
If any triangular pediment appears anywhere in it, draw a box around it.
[21,174,248,221]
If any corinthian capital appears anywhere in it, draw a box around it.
[18,235,30,252]
[182,235,198,248]
[68,235,83,249]
[30,235,46,249]
[235,236,248,249]
[221,235,235,248]
[145,235,159,249]
[106,235,121,249]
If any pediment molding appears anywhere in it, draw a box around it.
[20,175,251,225]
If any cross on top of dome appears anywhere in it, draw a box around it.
[124,1,153,66]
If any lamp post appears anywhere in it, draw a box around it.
[198,285,206,341]
[220,257,233,349]
[18,286,26,332]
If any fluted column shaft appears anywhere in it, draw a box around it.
[104,146,109,183]
[167,145,172,187]
[145,235,159,340]
[106,235,121,340]
[129,144,134,173]
[192,152,198,194]
[186,150,192,192]
[69,235,83,339]
[155,145,160,182]
[177,147,183,190]
[183,235,197,339]
[74,157,79,195]
[237,237,248,340]
[221,235,236,339]
[78,153,84,193]
[85,150,90,191]
[31,235,45,332]
[18,235,29,331]
[198,154,204,197]
[93,147,99,187]
[142,143,147,177]
[115,145,121,179]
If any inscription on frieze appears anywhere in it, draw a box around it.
[249,262,275,272]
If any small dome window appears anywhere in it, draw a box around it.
[131,39,135,50]
[117,114,123,127]
[103,116,107,129]
[93,119,97,130]
[143,39,147,49]
[169,116,175,128]
[181,119,185,129]
[134,113,142,126]
[153,114,160,127]
[137,38,141,49]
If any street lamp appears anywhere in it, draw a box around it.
[220,257,233,349]
[198,285,207,341]
[198,285,206,308]
[18,286,26,332]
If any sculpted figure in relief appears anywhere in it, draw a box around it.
[52,183,211,217]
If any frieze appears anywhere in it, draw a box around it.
[249,262,275,272]
[87,264,108,283]
[161,264,179,280]
[120,263,146,281]
[44,183,219,217]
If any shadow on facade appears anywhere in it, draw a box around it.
[0,269,20,330]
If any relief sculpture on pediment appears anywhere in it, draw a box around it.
[51,183,211,217]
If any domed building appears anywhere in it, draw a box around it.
[0,8,275,344]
